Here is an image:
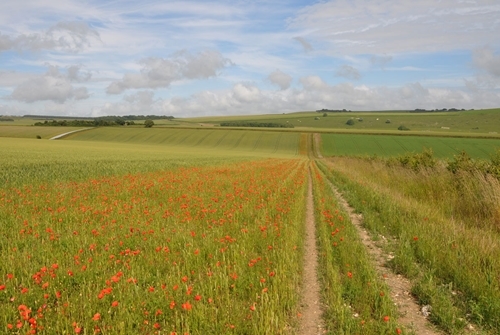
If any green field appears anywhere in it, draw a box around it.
[184,108,500,135]
[0,125,85,139]
[64,127,300,155]
[321,133,500,159]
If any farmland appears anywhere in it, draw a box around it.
[1,109,500,334]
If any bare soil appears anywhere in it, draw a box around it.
[297,169,326,335]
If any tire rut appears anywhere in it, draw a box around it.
[297,167,326,335]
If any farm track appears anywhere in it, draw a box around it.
[298,166,325,335]
[309,132,442,335]
[325,180,442,335]
[49,127,94,140]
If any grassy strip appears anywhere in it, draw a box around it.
[310,162,402,334]
[317,158,500,334]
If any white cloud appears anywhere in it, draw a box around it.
[0,21,99,53]
[335,65,361,80]
[371,54,393,68]
[268,69,293,90]
[300,76,329,91]
[290,0,500,54]
[232,83,261,103]
[293,36,313,52]
[107,50,231,94]
[157,79,500,116]
[473,47,500,78]
[0,104,24,115]
[10,65,90,103]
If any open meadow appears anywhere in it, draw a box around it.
[1,110,500,334]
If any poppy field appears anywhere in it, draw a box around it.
[0,158,308,334]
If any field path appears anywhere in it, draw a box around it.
[297,167,326,335]
[310,133,442,334]
[325,174,442,335]
[49,127,94,140]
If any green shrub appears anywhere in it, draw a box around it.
[392,148,437,171]
[346,119,355,126]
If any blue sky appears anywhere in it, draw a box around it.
[0,0,499,117]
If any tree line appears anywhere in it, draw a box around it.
[220,121,294,128]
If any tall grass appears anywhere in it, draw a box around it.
[318,153,500,333]
[310,162,402,334]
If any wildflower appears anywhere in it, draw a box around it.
[92,313,101,321]
[111,301,119,307]
[347,272,353,278]
[383,315,390,322]
[182,301,192,311]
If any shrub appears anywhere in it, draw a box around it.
[346,119,355,126]
[144,119,155,128]
[391,148,437,171]
[398,125,409,131]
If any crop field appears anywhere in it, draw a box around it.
[2,109,500,334]
[0,156,309,334]
[0,126,84,139]
[65,128,300,156]
[321,133,500,159]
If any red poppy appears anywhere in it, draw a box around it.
[182,302,192,311]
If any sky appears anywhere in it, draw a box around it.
[0,0,499,118]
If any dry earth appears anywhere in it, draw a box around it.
[297,169,326,335]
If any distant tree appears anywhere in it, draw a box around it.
[346,119,355,126]
[323,113,328,117]
[144,119,155,128]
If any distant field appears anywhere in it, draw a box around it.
[321,133,500,159]
[0,125,84,139]
[185,108,500,136]
[0,136,291,188]
[65,127,300,156]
